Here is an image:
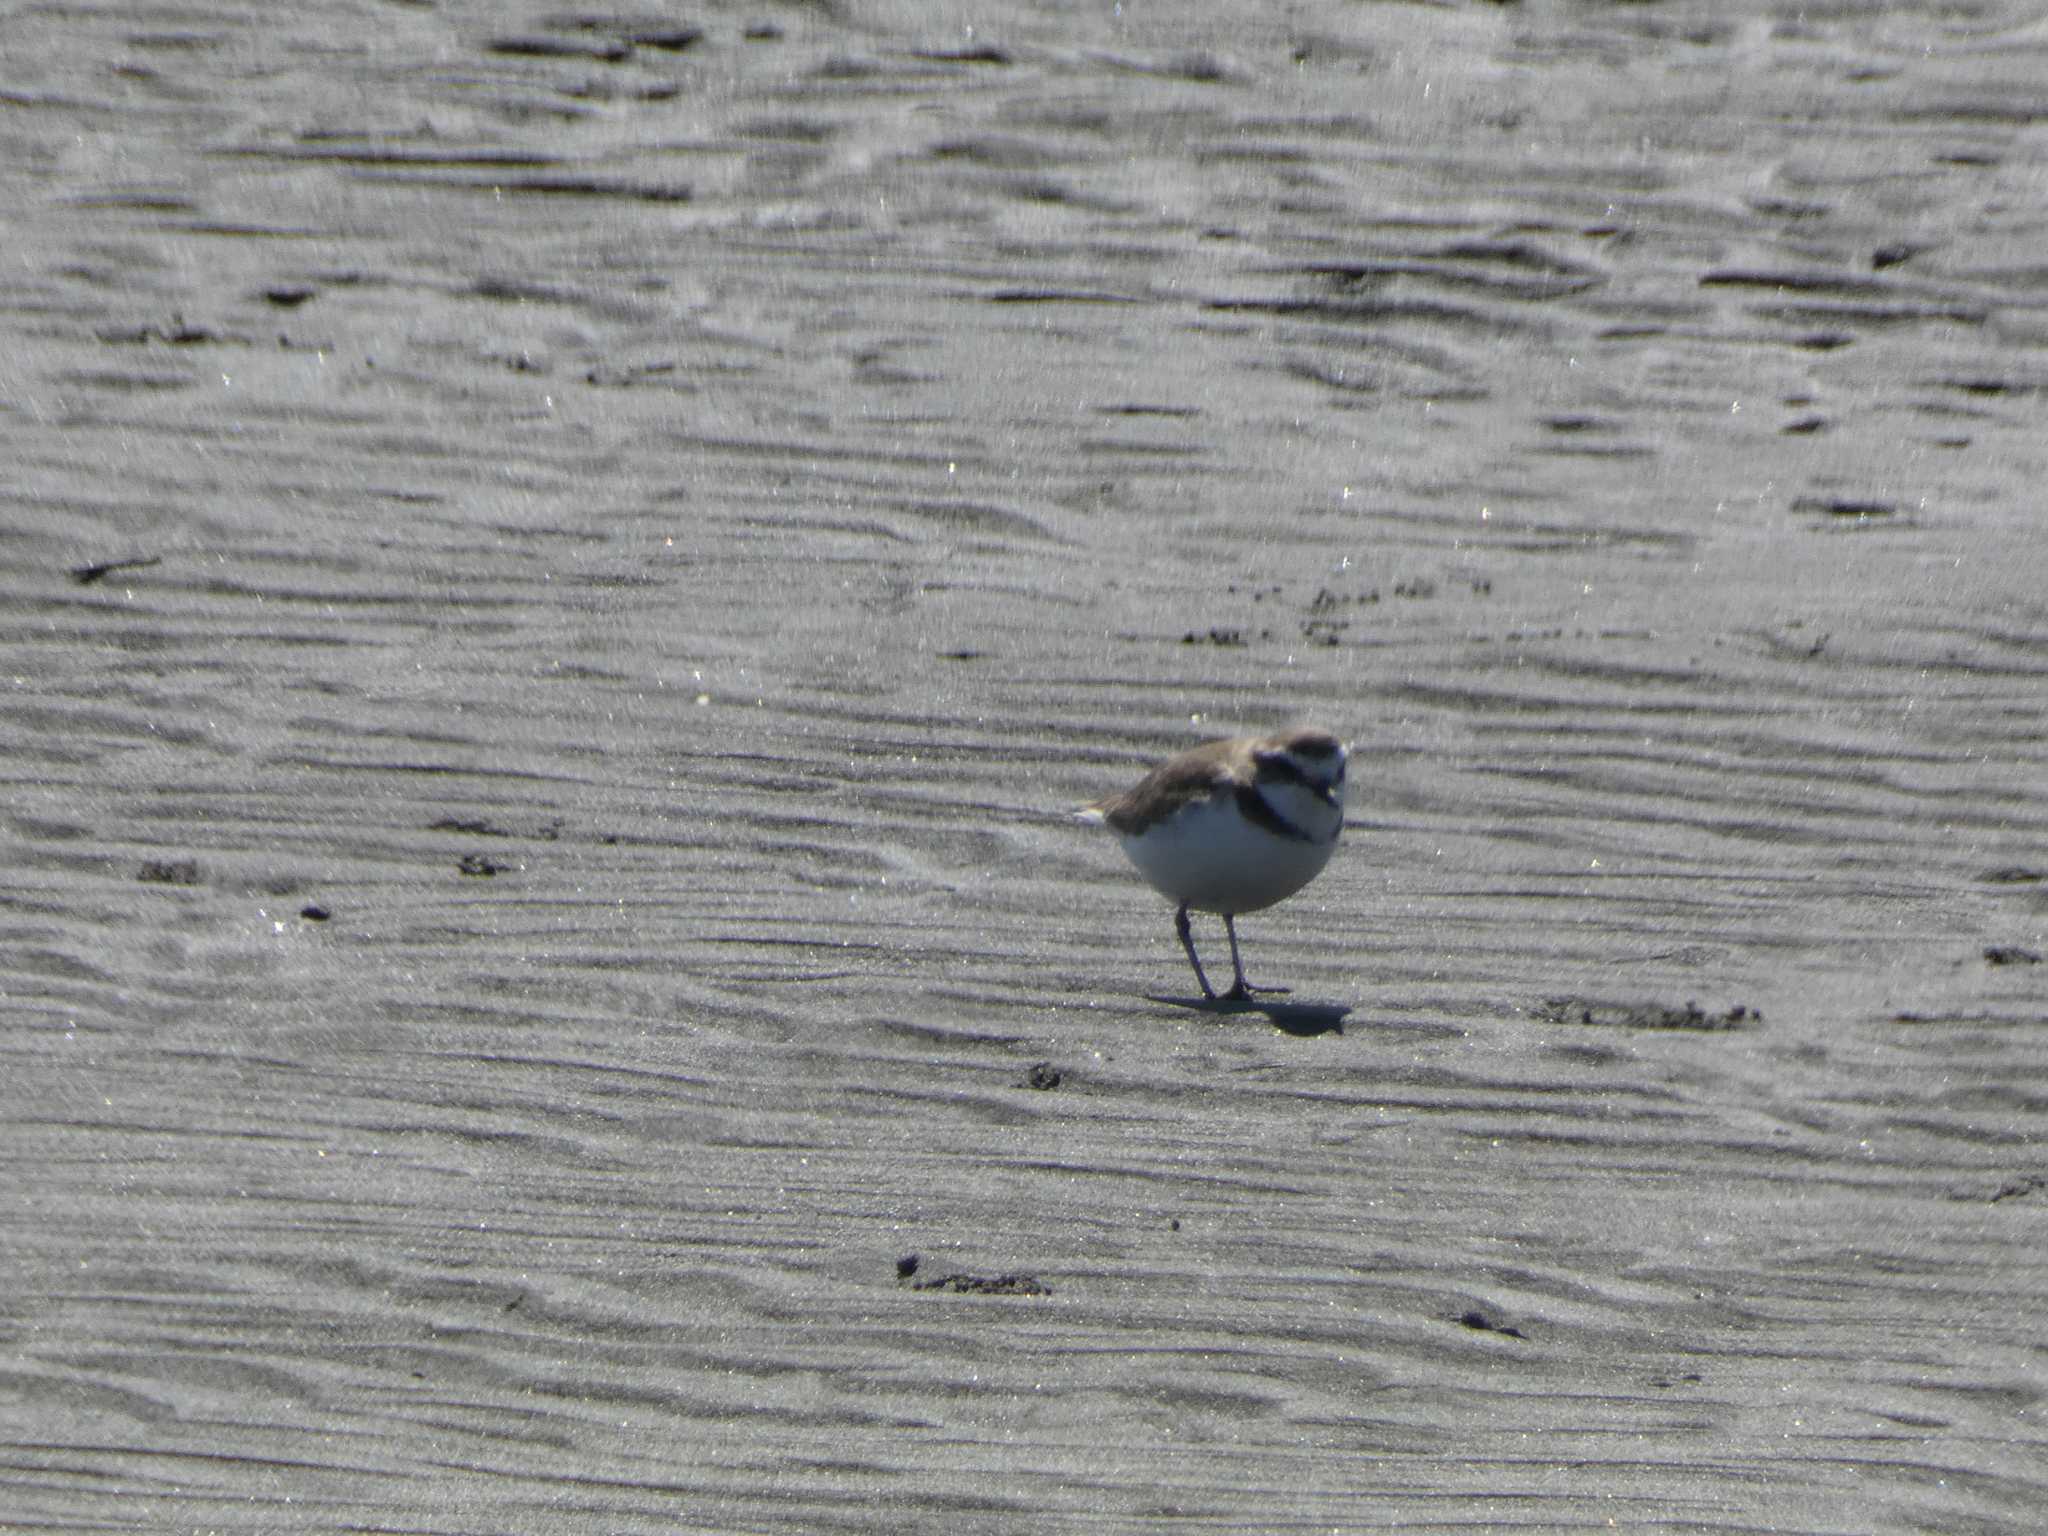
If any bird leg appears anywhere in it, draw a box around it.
[1221,914,1289,1001]
[1174,902,1217,1000]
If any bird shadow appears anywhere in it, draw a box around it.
[1148,994,1350,1037]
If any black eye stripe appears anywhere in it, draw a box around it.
[1257,751,1342,790]
[1255,752,1310,786]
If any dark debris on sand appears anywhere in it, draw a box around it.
[1538,997,1760,1031]
[914,1273,1052,1296]
[894,1255,1050,1296]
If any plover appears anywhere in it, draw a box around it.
[1080,727,1346,1001]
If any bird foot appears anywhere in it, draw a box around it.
[1224,981,1290,1001]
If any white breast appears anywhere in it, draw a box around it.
[1118,788,1340,915]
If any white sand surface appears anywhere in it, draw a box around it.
[4,3,2045,1531]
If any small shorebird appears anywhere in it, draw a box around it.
[1079,727,1346,1001]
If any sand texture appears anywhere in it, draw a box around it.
[4,2,2046,1531]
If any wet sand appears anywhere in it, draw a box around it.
[4,2,2046,1531]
